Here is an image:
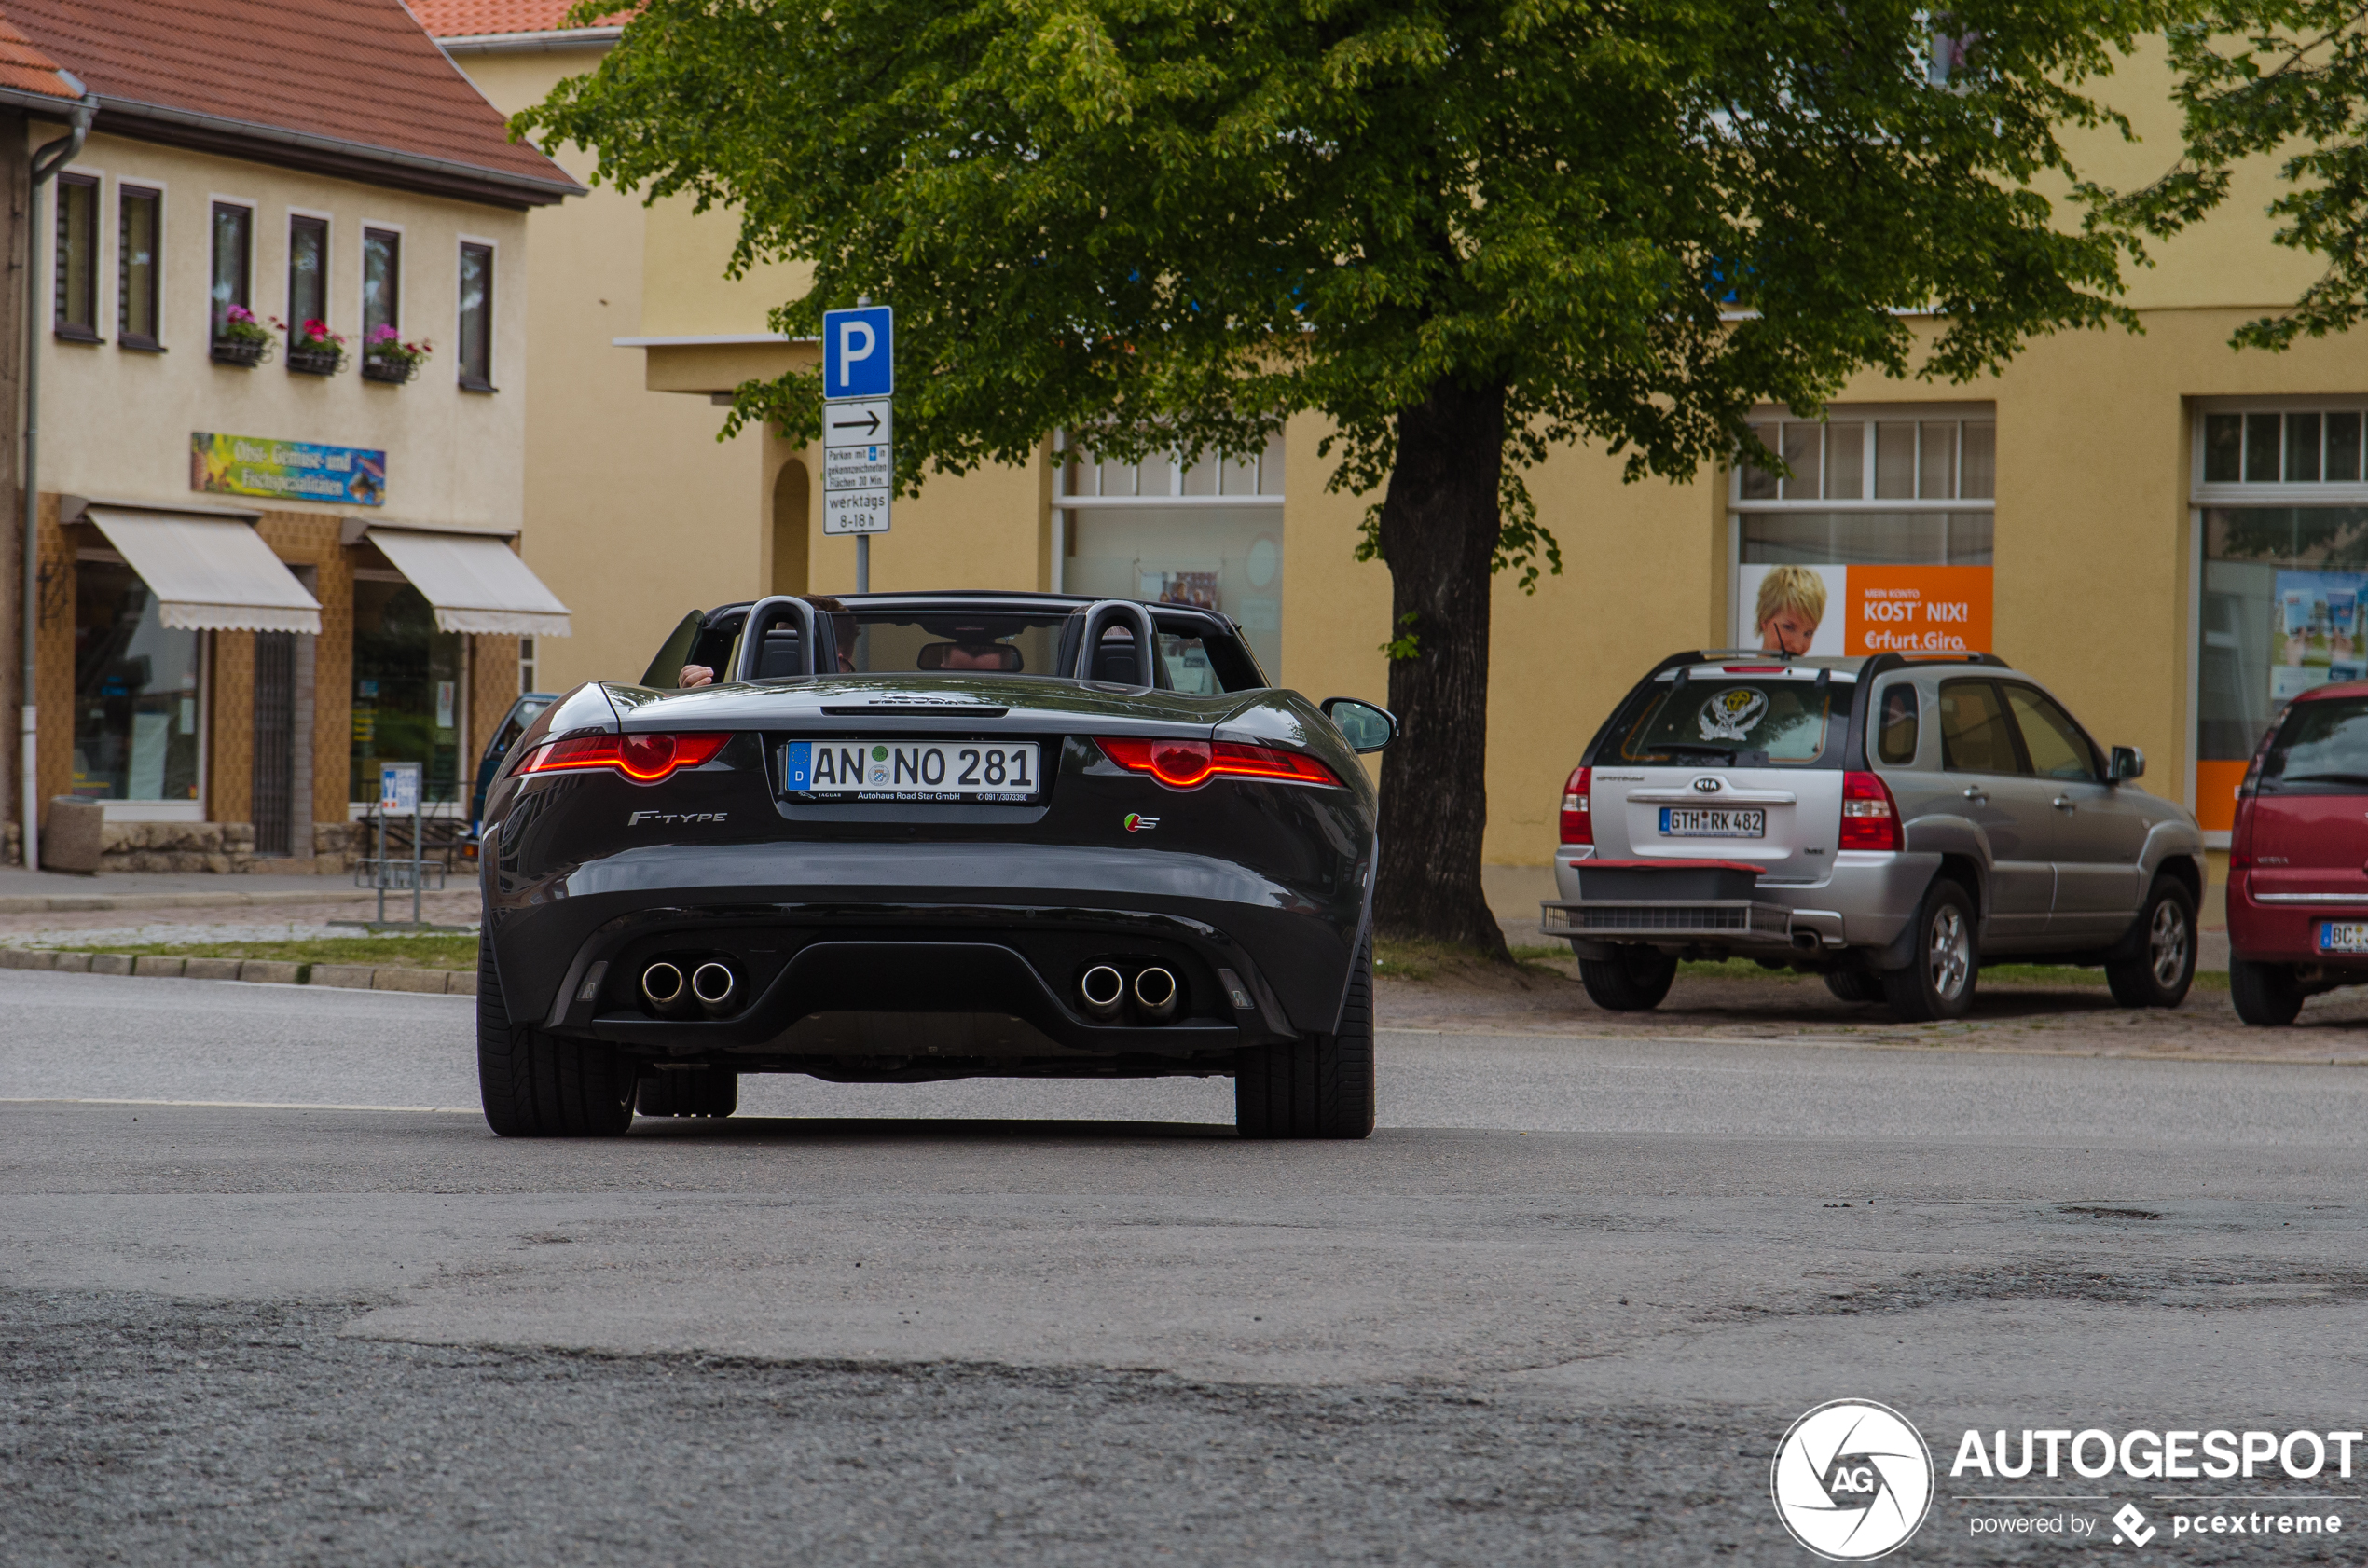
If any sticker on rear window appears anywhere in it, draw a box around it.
[1700,687,1769,741]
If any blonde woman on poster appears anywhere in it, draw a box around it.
[1755,564,1827,655]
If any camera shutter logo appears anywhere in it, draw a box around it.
[1769,1399,1934,1561]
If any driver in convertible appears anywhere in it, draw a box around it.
[680,595,854,686]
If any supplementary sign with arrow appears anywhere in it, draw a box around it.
[821,395,894,534]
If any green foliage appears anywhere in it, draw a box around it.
[2097,0,2368,347]
[524,0,2166,530]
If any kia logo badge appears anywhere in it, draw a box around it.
[1693,776,1723,793]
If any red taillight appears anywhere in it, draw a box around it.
[1839,770,1901,852]
[1095,736,1342,790]
[1560,765,1592,846]
[518,732,730,784]
[2228,798,2256,870]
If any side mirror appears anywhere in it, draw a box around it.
[1321,696,1397,753]
[2110,745,2145,782]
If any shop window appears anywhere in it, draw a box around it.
[118,186,160,350]
[351,580,461,805]
[2191,405,2368,833]
[54,172,99,341]
[73,560,202,802]
[1731,408,1996,657]
[363,227,400,341]
[210,201,252,345]
[1060,436,1286,679]
[288,214,327,334]
[518,636,537,694]
[457,241,494,391]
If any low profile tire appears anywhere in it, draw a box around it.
[2230,956,2306,1027]
[1578,947,1679,1012]
[1824,970,1887,1005]
[1236,935,1374,1140]
[636,1068,739,1119]
[2107,878,2197,1009]
[1881,878,1979,1023]
[477,939,637,1137]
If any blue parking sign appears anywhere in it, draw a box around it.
[822,306,893,398]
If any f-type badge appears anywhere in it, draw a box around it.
[1124,813,1159,832]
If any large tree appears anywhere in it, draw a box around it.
[526,0,2162,955]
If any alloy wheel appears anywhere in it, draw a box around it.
[1927,904,1971,1000]
[2149,899,2190,989]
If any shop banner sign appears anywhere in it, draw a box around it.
[191,432,387,506]
[1736,564,1993,658]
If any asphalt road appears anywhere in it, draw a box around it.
[7,969,2368,1566]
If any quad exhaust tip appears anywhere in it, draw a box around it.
[691,961,737,1014]
[1078,963,1126,1021]
[1132,965,1179,1025]
[641,960,689,1016]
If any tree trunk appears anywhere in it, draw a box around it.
[1372,378,1510,957]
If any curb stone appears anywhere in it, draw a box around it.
[0,946,470,995]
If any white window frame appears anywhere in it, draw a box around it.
[206,193,259,345]
[358,218,406,345]
[283,205,335,334]
[52,163,106,341]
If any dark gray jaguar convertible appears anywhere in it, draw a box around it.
[475,592,1395,1140]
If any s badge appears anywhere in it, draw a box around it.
[1124,813,1160,832]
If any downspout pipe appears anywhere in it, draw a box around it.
[21,83,94,872]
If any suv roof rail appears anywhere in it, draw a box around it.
[1860,650,2009,679]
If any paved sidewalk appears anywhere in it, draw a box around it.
[0,867,401,915]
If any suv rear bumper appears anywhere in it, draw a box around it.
[1547,848,1936,957]
[2225,878,2368,967]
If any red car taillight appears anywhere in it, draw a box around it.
[518,732,730,784]
[1095,736,1342,790]
[1838,770,1901,852]
[1560,765,1592,846]
[2228,797,2256,870]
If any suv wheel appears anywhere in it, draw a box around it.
[637,1068,739,1119]
[1882,878,1978,1022]
[477,939,637,1137]
[1578,946,1679,1011]
[2230,956,2306,1026]
[2106,879,2197,1009]
[1236,935,1375,1139]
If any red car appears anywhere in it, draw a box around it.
[2227,679,2368,1024]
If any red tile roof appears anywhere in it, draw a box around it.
[411,0,626,37]
[0,0,579,204]
[0,10,76,98]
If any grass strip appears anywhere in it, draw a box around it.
[33,935,479,970]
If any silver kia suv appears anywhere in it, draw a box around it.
[1543,651,2208,1020]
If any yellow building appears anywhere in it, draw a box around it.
[2,0,578,871]
[440,11,2360,890]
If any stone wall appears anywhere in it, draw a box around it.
[97,820,355,875]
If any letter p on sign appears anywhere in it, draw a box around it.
[823,306,894,398]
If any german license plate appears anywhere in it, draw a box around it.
[2319,921,2368,954]
[1659,806,1766,839]
[782,740,1041,802]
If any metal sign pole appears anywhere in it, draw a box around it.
[375,800,388,923]
[411,792,423,927]
[857,534,869,593]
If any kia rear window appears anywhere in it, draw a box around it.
[1617,677,1838,765]
[2260,697,2368,793]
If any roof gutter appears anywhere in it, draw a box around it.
[438,26,624,55]
[21,78,95,872]
[89,94,585,207]
[0,83,83,117]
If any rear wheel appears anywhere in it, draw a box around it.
[1236,936,1374,1140]
[2230,957,2306,1026]
[1824,970,1887,1005]
[636,1068,738,1119]
[2106,878,2196,1009]
[1881,878,1978,1022]
[1578,947,1679,1011]
[477,939,637,1137]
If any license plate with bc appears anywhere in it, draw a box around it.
[1659,806,1767,839]
[2319,921,2368,955]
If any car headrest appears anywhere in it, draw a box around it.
[755,629,805,679]
[1091,644,1140,684]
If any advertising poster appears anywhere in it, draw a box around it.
[191,432,386,506]
[1735,563,1994,657]
[2269,567,2368,703]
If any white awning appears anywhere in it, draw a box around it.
[84,508,323,634]
[366,528,571,638]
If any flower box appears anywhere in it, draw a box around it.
[362,356,420,385]
[287,345,345,376]
[361,324,431,386]
[211,337,271,367]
